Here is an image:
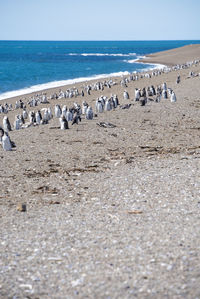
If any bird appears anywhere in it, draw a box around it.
[55,104,62,118]
[170,91,177,102]
[123,90,129,100]
[59,115,69,130]
[3,116,12,132]
[0,127,16,151]
[86,106,93,120]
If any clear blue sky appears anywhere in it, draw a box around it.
[0,0,200,40]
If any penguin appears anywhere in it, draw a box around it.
[55,104,62,118]
[36,110,42,124]
[162,82,167,91]
[72,112,80,125]
[123,90,129,100]
[135,88,141,101]
[140,97,147,106]
[82,101,88,114]
[59,115,69,130]
[0,127,16,151]
[105,99,112,111]
[29,111,36,124]
[66,109,73,121]
[48,107,53,119]
[113,95,119,107]
[3,116,12,132]
[170,91,177,103]
[23,109,28,119]
[95,99,103,113]
[62,105,67,118]
[13,115,22,130]
[86,106,93,120]
[162,90,168,99]
[141,87,146,97]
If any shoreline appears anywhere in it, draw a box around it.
[0,62,165,102]
[0,43,199,103]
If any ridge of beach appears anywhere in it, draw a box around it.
[0,44,200,298]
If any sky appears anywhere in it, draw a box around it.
[0,0,200,40]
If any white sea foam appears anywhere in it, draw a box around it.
[124,55,146,63]
[69,53,136,57]
[0,71,130,101]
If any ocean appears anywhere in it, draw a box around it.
[0,40,200,100]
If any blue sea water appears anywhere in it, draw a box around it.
[0,40,200,100]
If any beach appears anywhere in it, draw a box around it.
[0,44,200,298]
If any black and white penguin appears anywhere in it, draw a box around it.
[72,112,80,125]
[29,111,36,124]
[3,116,12,132]
[95,99,103,113]
[59,115,69,130]
[62,105,67,118]
[113,95,119,107]
[82,101,88,115]
[105,99,112,111]
[0,127,16,151]
[86,106,93,120]
[170,91,177,102]
[55,104,62,118]
[23,109,28,119]
[123,90,129,100]
[66,109,73,121]
[13,115,22,130]
[135,88,141,101]
[141,87,146,97]
[36,110,42,124]
[162,90,168,99]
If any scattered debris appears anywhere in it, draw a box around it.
[96,122,116,128]
[120,104,132,109]
[127,210,143,215]
[17,203,27,212]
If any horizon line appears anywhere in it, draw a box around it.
[0,39,200,42]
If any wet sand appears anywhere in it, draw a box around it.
[0,44,200,298]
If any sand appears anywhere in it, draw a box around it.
[0,44,200,298]
[138,44,200,66]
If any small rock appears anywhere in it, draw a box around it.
[17,203,27,212]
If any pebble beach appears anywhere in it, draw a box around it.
[0,44,200,298]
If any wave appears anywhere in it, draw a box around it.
[0,71,130,101]
[124,55,146,63]
[69,53,136,57]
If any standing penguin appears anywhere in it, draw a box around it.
[59,115,69,130]
[170,91,177,102]
[23,109,28,119]
[55,104,62,118]
[3,116,12,132]
[13,115,22,130]
[86,106,93,120]
[105,99,112,111]
[35,110,42,124]
[123,90,129,100]
[0,127,15,151]
[62,105,67,118]
[66,109,73,121]
[82,101,88,115]
[135,88,141,101]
